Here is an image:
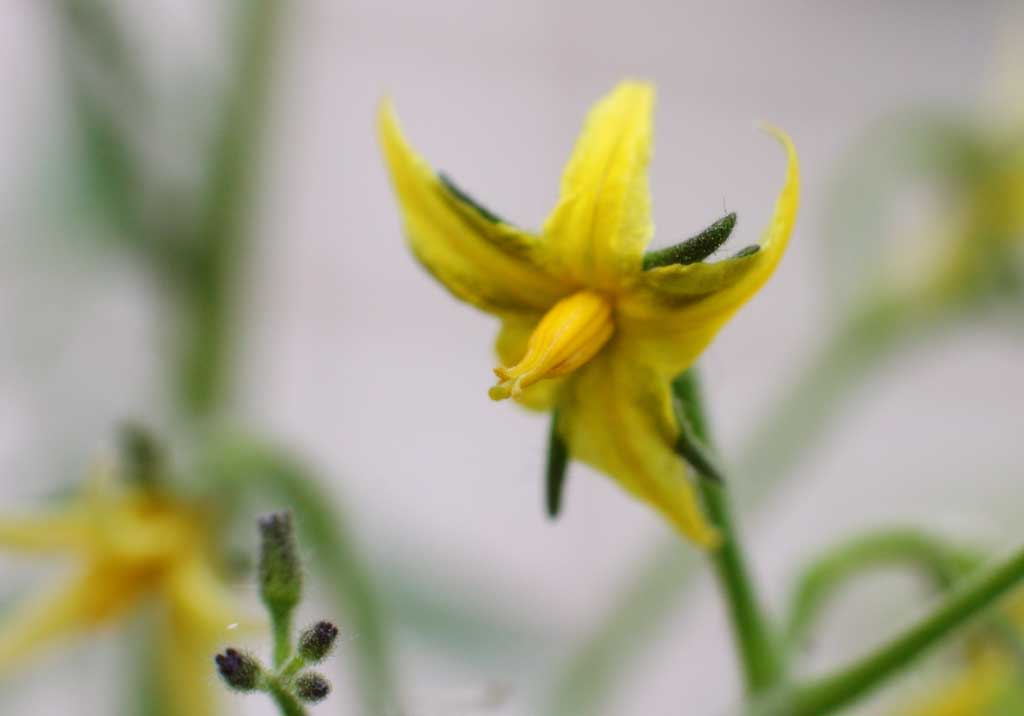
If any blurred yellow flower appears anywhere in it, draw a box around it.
[0,471,241,716]
[379,81,799,546]
[894,592,1024,716]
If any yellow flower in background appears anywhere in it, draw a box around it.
[894,591,1024,716]
[379,81,799,547]
[0,471,242,716]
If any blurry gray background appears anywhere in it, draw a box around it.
[0,1,1021,714]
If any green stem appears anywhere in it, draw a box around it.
[181,0,282,416]
[272,612,292,669]
[737,294,919,503]
[673,369,784,694]
[267,681,307,716]
[772,543,1024,716]
[784,528,981,650]
[209,435,397,716]
[279,655,305,681]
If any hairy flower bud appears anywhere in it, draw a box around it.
[298,621,339,664]
[258,511,302,620]
[294,671,331,703]
[214,648,262,692]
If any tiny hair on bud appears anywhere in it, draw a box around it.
[298,621,339,664]
[214,648,262,692]
[294,671,331,703]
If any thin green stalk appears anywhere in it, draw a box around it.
[182,0,282,416]
[674,369,784,694]
[766,543,1024,716]
[784,528,981,650]
[543,543,699,716]
[209,435,397,716]
[736,294,918,504]
[267,681,307,716]
[272,613,293,668]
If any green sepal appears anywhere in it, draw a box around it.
[669,375,725,483]
[643,213,737,270]
[439,172,507,225]
[545,411,570,518]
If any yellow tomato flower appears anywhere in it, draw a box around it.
[379,81,799,546]
[0,472,242,716]
[893,591,1024,716]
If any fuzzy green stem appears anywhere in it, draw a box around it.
[280,654,306,681]
[770,543,1024,716]
[272,613,293,669]
[267,681,307,716]
[673,369,785,694]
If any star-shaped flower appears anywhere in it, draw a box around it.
[0,471,242,715]
[379,81,799,546]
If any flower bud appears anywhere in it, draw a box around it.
[298,621,339,664]
[258,511,302,620]
[294,671,331,703]
[214,648,262,692]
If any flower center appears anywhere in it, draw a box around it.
[489,290,614,401]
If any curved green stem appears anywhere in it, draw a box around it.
[784,528,982,649]
[762,543,1024,716]
[674,369,785,694]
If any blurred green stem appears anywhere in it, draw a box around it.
[209,435,397,716]
[736,293,920,505]
[674,369,785,694]
[783,528,981,650]
[181,0,282,416]
[766,543,1024,716]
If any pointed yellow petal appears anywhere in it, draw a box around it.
[543,81,656,289]
[557,344,718,547]
[0,510,93,553]
[165,554,251,636]
[159,605,221,716]
[378,100,568,313]
[0,567,143,671]
[617,126,799,376]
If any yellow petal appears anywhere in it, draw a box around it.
[158,603,221,716]
[0,567,145,671]
[557,343,719,547]
[617,126,799,375]
[378,100,568,313]
[165,554,251,636]
[495,314,565,410]
[892,651,1008,716]
[0,510,93,553]
[543,82,655,289]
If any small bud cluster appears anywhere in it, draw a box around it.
[215,511,339,714]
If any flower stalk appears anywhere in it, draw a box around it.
[762,542,1024,716]
[672,369,786,694]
